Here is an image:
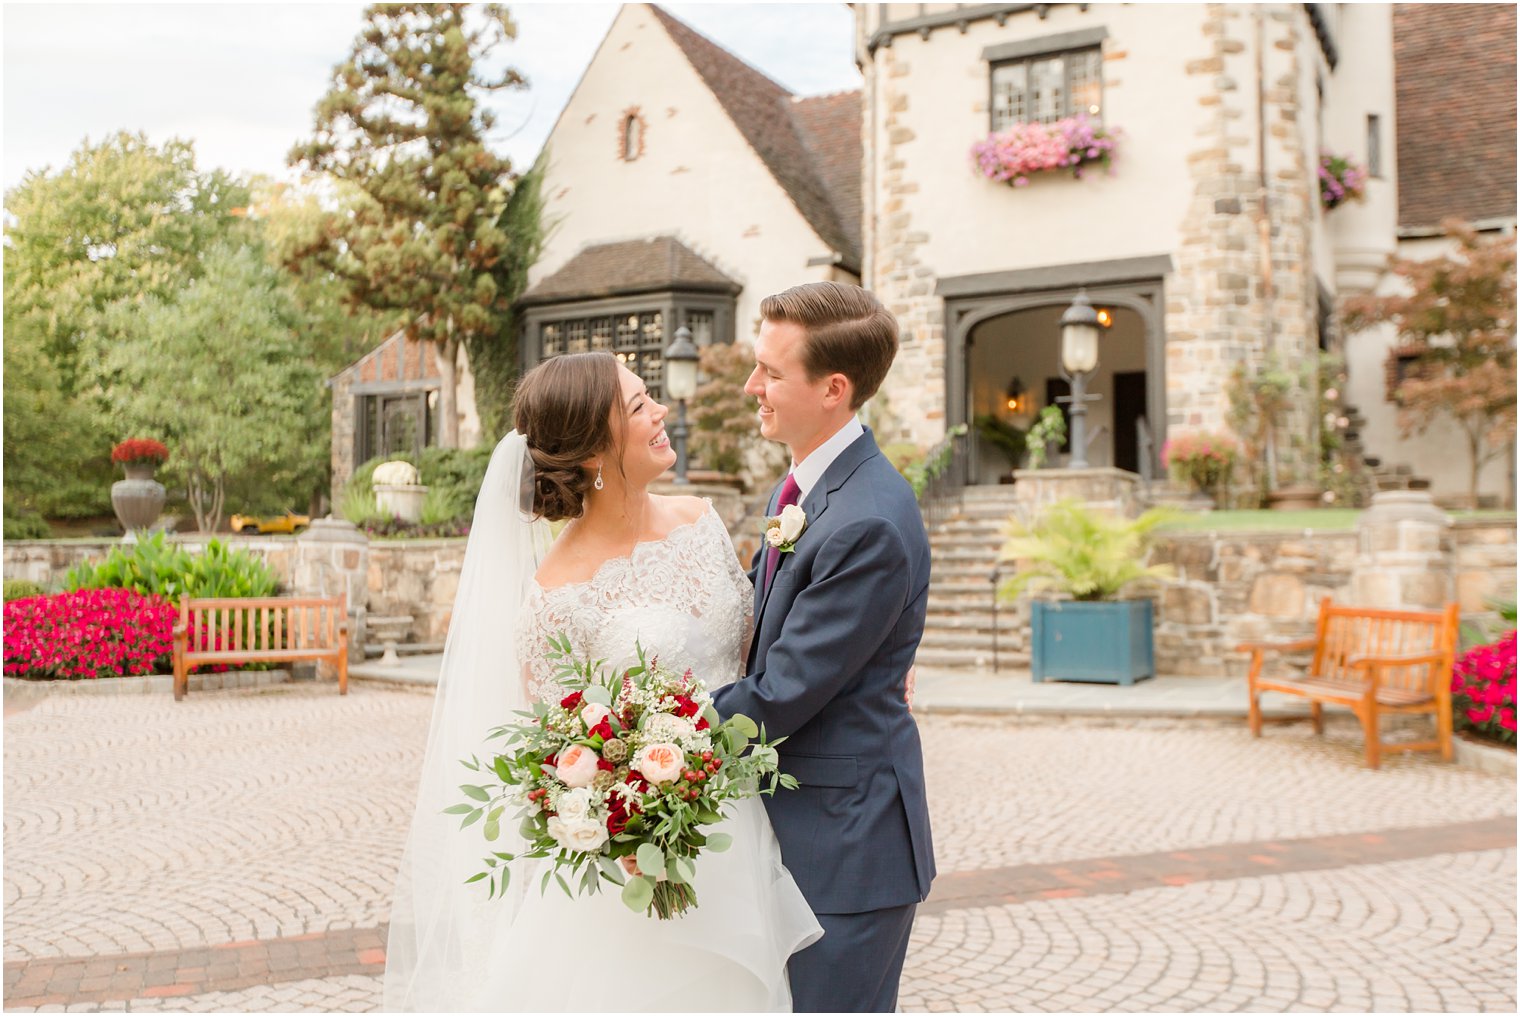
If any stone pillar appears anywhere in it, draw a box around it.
[293,520,370,654]
[1349,491,1453,609]
[1011,467,1143,518]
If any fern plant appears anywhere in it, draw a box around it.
[998,499,1178,602]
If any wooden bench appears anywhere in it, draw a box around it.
[172,595,349,701]
[1242,596,1461,769]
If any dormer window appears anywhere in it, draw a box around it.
[619,108,646,162]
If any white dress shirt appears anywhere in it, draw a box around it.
[789,416,865,501]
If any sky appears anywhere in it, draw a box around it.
[1,1,861,194]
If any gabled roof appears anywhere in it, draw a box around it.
[647,5,861,271]
[791,91,863,265]
[519,236,742,306]
[1394,4,1517,230]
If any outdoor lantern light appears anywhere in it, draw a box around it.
[1060,291,1101,375]
[1004,375,1026,413]
[662,325,700,484]
[1058,290,1102,469]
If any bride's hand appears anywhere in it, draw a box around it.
[905,664,917,712]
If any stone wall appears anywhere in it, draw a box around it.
[1149,529,1358,676]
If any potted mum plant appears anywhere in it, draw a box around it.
[998,499,1177,685]
[1161,431,1239,506]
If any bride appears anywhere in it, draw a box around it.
[383,351,822,1012]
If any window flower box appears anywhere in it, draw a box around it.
[1318,152,1368,211]
[971,115,1120,187]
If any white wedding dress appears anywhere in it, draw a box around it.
[474,503,822,1011]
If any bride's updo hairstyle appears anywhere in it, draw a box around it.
[513,352,625,522]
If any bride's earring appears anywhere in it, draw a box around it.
[594,464,604,491]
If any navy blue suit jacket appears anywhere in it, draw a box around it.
[712,427,935,915]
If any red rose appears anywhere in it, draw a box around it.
[560,691,584,710]
[591,719,615,741]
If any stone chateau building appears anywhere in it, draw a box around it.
[329,3,1514,507]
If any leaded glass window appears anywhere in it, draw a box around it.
[538,311,669,399]
[991,47,1102,130]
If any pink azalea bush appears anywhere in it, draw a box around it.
[972,115,1120,187]
[1318,152,1368,211]
[1450,630,1517,746]
[1161,431,1240,496]
[3,589,175,680]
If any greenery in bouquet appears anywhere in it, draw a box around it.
[455,636,796,919]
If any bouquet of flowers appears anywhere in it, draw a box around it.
[453,635,795,919]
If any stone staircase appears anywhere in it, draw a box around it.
[918,485,1029,670]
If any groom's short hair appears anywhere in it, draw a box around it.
[760,282,898,410]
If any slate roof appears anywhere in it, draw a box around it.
[647,5,862,270]
[1393,4,1517,229]
[519,236,742,305]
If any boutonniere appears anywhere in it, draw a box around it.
[764,504,808,553]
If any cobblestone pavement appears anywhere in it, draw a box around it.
[4,685,1515,1012]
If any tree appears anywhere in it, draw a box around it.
[100,245,325,532]
[1344,220,1517,509]
[3,132,247,519]
[288,3,527,448]
[4,132,247,386]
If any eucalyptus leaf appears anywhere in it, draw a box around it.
[706,832,733,853]
[460,784,491,802]
[621,874,654,913]
[581,685,612,708]
[636,843,664,876]
[464,871,488,884]
[695,807,723,825]
[730,714,759,739]
[483,820,500,842]
[554,871,572,899]
[460,808,483,829]
[443,804,475,815]
[670,856,696,885]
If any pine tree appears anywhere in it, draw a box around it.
[289,3,527,447]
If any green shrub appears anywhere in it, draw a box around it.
[339,485,385,526]
[63,532,279,600]
[420,485,470,526]
[417,446,492,503]
[3,580,44,602]
[3,510,51,540]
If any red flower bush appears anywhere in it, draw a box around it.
[111,438,169,466]
[1451,630,1517,746]
[3,589,174,680]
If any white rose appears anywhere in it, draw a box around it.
[555,787,595,822]
[778,504,807,543]
[765,527,786,548]
[580,702,612,729]
[645,712,696,742]
[554,743,601,789]
[546,816,609,853]
[633,743,685,785]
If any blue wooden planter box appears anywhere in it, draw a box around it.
[1030,599,1155,685]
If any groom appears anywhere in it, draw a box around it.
[712,282,935,1013]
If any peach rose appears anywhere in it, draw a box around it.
[580,702,612,729]
[634,743,684,785]
[555,743,601,789]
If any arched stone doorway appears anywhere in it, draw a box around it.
[938,257,1170,486]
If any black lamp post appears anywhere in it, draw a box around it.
[1058,290,1102,469]
[663,326,700,484]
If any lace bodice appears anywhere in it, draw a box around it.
[518,502,753,703]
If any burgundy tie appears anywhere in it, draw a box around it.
[764,472,801,592]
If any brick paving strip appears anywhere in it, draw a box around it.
[4,817,1512,1009]
[920,814,1516,915]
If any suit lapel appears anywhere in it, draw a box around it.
[753,428,882,629]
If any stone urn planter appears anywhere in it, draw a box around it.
[109,439,169,536]
[373,484,427,524]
